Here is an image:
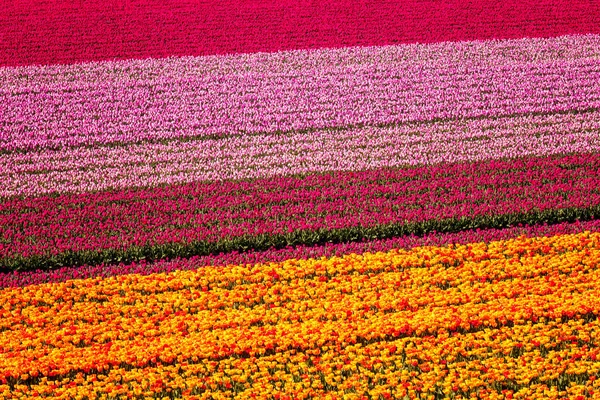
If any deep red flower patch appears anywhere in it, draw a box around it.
[1,0,599,66]
[2,152,600,270]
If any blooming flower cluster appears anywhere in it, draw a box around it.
[1,232,600,398]
[2,35,599,154]
[2,151,600,271]
[1,0,598,67]
[2,109,599,198]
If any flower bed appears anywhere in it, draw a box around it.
[1,232,599,398]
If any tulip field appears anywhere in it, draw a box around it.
[2,1,600,399]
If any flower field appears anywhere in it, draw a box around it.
[2,0,600,399]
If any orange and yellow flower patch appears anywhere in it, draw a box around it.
[1,232,600,399]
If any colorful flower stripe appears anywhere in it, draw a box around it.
[3,109,599,198]
[2,0,600,67]
[1,232,600,398]
[2,218,600,289]
[2,35,600,154]
[2,152,600,270]
[6,330,598,399]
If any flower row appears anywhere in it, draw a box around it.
[2,152,600,270]
[2,218,599,288]
[3,326,600,399]
[0,231,599,398]
[2,1,599,67]
[2,109,599,197]
[2,35,600,153]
